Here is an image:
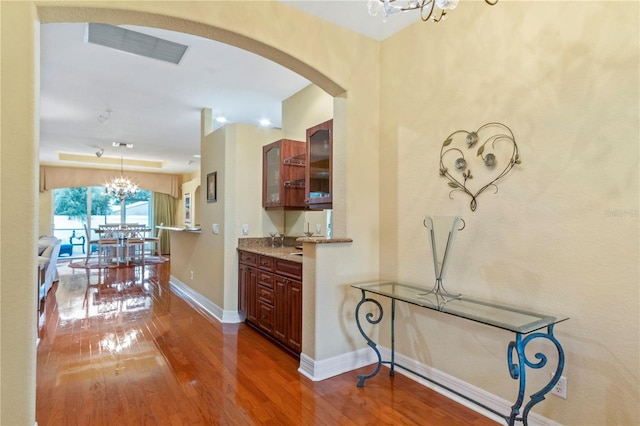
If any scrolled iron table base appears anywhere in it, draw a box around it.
[354,286,566,426]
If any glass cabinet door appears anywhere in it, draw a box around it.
[264,143,281,207]
[263,139,306,209]
[305,119,332,209]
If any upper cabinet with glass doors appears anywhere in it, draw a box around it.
[305,119,333,210]
[262,139,306,209]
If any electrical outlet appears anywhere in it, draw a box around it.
[190,270,194,280]
[212,224,219,234]
[551,375,567,399]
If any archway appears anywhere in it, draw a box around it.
[3,3,382,423]
[36,5,345,97]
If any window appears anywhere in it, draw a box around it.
[52,186,152,257]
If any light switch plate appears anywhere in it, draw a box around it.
[242,224,249,235]
[212,224,219,234]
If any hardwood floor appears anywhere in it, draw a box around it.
[37,260,497,425]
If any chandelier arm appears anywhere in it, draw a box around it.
[419,0,436,21]
[373,0,497,22]
[431,10,446,22]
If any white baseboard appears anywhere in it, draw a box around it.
[300,346,561,426]
[298,347,378,381]
[169,275,242,324]
[381,347,561,426]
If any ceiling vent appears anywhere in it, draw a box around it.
[86,23,188,65]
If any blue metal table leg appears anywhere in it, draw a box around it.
[355,289,384,387]
[507,324,565,425]
[390,298,395,376]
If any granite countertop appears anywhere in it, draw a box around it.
[237,245,303,263]
[295,236,353,244]
[237,236,353,263]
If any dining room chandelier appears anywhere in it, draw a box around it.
[368,0,498,23]
[105,157,138,201]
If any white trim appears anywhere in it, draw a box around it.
[297,347,378,381]
[377,347,562,426]
[170,275,242,324]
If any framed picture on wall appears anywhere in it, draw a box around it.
[184,192,191,223]
[207,172,217,203]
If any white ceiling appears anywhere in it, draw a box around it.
[39,2,420,174]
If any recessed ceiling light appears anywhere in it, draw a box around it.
[215,117,227,123]
[259,119,271,127]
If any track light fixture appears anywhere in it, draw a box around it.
[96,148,104,158]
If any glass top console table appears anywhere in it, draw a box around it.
[352,281,569,425]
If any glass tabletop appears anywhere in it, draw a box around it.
[352,281,569,334]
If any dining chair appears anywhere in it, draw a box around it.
[96,224,120,266]
[83,224,101,264]
[124,224,147,265]
[145,223,163,257]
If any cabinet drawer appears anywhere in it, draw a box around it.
[274,258,302,280]
[258,285,274,305]
[258,271,274,289]
[258,255,274,271]
[238,250,258,267]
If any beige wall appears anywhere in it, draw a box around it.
[379,1,639,425]
[170,122,285,309]
[39,190,53,236]
[180,177,200,227]
[282,83,333,141]
[3,1,636,425]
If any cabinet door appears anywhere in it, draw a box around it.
[287,279,302,353]
[238,264,248,316]
[305,119,333,209]
[263,142,282,208]
[274,275,288,344]
[246,267,258,324]
[263,139,306,209]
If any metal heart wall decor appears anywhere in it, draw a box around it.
[439,122,521,211]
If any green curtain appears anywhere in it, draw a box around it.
[152,192,177,255]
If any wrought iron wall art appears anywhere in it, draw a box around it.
[439,122,521,211]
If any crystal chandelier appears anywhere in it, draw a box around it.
[105,157,138,201]
[368,0,498,23]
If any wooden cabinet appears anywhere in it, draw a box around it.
[238,249,302,356]
[263,139,306,209]
[238,251,258,324]
[275,275,302,353]
[305,119,333,209]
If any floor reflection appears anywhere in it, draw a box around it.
[53,261,171,335]
[37,258,497,426]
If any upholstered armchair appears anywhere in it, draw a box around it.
[37,236,62,300]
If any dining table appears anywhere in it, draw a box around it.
[94,224,151,265]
